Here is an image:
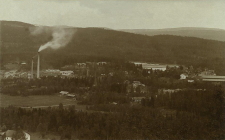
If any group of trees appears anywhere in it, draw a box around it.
[154,87,224,122]
[80,92,130,105]
[3,21,225,75]
[1,93,224,140]
[2,76,95,96]
[1,64,225,139]
[1,62,220,97]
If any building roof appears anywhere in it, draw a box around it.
[60,91,69,94]
[67,94,75,97]
[180,73,188,76]
[5,130,16,137]
[202,79,225,82]
[60,71,74,73]
[46,69,60,72]
[201,76,225,79]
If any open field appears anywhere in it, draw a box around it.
[29,132,79,140]
[29,132,60,140]
[0,94,86,110]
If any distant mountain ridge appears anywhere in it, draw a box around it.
[120,27,225,42]
[1,21,225,75]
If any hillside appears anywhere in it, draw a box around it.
[1,21,225,74]
[121,27,225,42]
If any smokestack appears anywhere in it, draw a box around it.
[31,58,34,79]
[86,68,89,77]
[37,52,40,78]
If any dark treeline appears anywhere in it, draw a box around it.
[2,76,94,96]
[2,21,225,74]
[1,98,224,140]
[80,92,130,105]
[1,66,218,96]
[88,86,224,124]
[144,87,224,122]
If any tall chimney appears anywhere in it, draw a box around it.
[31,58,34,79]
[37,52,40,78]
[86,68,89,77]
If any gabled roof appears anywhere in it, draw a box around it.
[5,130,16,137]
[201,76,225,79]
[67,94,75,97]
[180,73,188,76]
[60,91,69,94]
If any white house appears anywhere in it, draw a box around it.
[97,62,107,65]
[60,71,74,76]
[188,80,194,83]
[76,63,86,68]
[180,74,188,80]
[1,130,30,140]
[66,94,76,98]
[110,102,118,105]
[24,132,30,140]
[46,69,60,72]
[60,91,69,95]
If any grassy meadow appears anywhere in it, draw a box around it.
[0,94,86,110]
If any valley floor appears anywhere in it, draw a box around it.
[0,94,86,111]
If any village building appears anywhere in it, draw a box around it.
[110,102,118,105]
[201,75,225,85]
[76,63,87,68]
[66,93,76,98]
[97,62,107,66]
[158,89,182,95]
[199,69,216,76]
[73,63,90,76]
[60,71,74,76]
[132,97,146,103]
[126,81,148,93]
[41,69,61,77]
[188,79,195,83]
[0,129,30,140]
[180,73,188,80]
[60,91,69,96]
[132,62,178,71]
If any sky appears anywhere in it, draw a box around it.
[0,0,225,29]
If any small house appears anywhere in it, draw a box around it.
[132,97,146,103]
[60,91,69,96]
[66,94,76,98]
[180,74,188,80]
[188,79,194,83]
[60,71,74,76]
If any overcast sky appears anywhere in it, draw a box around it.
[0,0,225,29]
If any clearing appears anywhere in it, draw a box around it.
[0,94,86,110]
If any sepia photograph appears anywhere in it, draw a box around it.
[0,0,225,140]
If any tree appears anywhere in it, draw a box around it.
[36,123,47,138]
[59,103,64,110]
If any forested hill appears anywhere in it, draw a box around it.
[120,27,225,42]
[1,21,225,74]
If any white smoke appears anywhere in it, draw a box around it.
[30,26,75,52]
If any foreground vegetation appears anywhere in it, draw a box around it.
[1,86,224,140]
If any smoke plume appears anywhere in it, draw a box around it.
[30,26,75,52]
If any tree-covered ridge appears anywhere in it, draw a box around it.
[121,27,225,42]
[1,21,225,74]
